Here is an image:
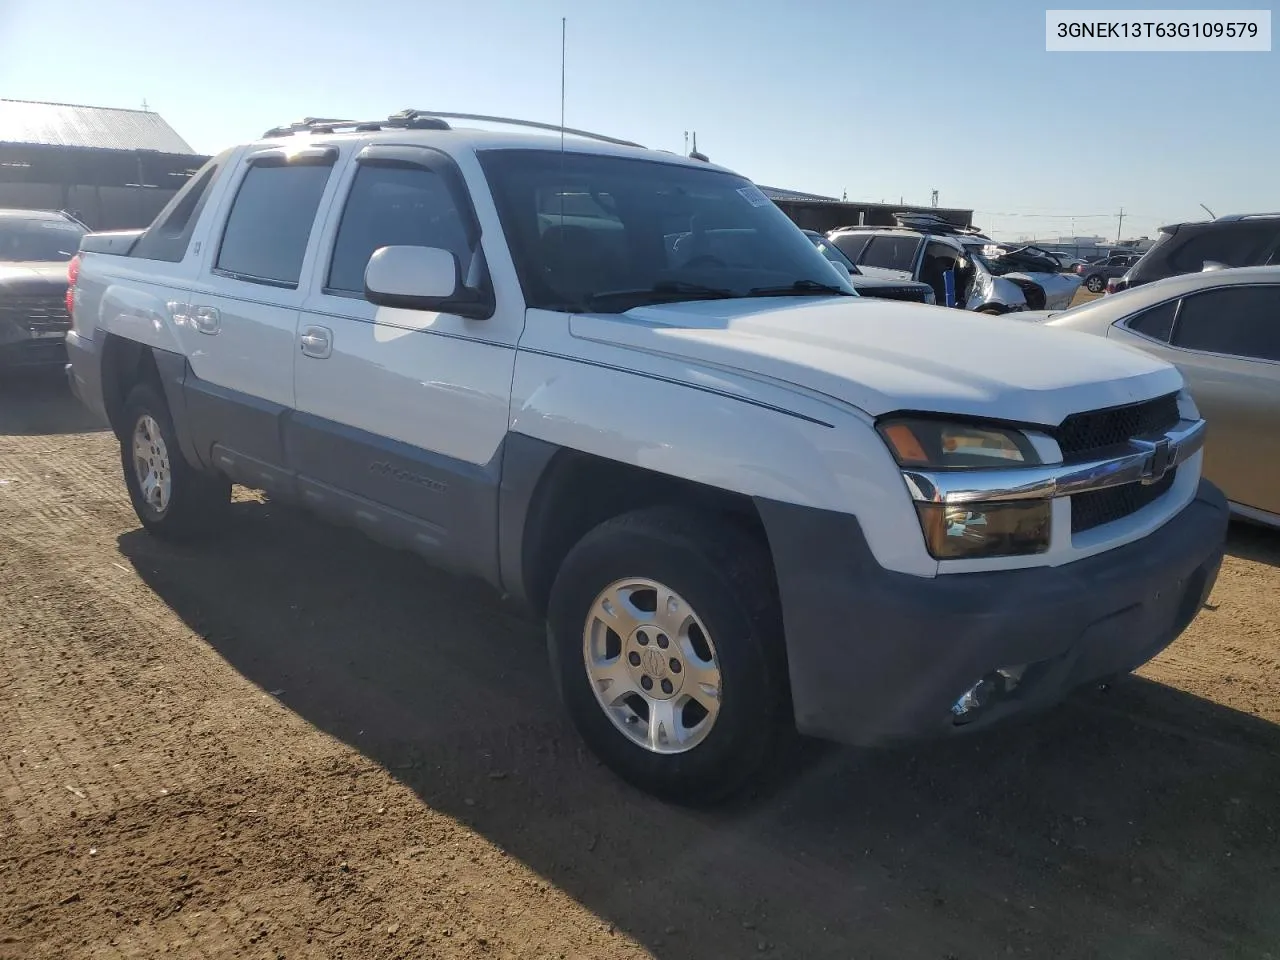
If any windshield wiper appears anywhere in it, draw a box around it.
[748,279,856,298]
[584,281,741,311]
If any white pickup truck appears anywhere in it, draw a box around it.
[66,110,1228,804]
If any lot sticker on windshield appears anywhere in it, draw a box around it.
[737,185,771,207]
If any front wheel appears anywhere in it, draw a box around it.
[546,507,790,805]
[120,383,230,541]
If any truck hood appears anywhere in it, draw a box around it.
[0,261,68,292]
[570,296,1182,424]
[0,261,69,299]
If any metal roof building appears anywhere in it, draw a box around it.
[0,99,209,231]
[758,184,974,234]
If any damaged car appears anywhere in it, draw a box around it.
[826,214,1083,314]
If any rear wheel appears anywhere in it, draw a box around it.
[120,383,229,541]
[1085,274,1106,293]
[546,507,790,805]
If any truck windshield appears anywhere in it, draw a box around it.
[478,149,855,313]
[0,218,86,262]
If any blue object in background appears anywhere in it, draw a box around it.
[943,269,956,308]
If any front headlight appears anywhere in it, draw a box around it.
[877,418,1039,469]
[878,418,1050,560]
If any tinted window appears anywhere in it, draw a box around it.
[1125,299,1177,341]
[1172,285,1280,361]
[860,235,922,271]
[829,233,871,263]
[215,162,332,286]
[479,149,852,312]
[328,164,472,294]
[130,156,222,263]
[1168,224,1279,273]
[0,218,85,262]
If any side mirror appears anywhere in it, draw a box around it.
[830,260,853,280]
[1201,260,1229,272]
[364,245,493,319]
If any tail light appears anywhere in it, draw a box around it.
[65,253,81,315]
[1105,277,1124,295]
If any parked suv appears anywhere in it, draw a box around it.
[0,209,87,372]
[802,229,936,304]
[1111,213,1280,294]
[66,110,1227,804]
[827,215,1082,313]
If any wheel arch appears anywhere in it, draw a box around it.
[99,336,202,467]
[499,435,773,621]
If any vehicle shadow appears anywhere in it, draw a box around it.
[1227,519,1280,568]
[117,501,1280,959]
[0,370,107,436]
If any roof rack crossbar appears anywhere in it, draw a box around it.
[1215,212,1280,222]
[262,114,453,138]
[389,109,644,148]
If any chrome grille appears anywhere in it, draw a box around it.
[0,294,71,335]
[1055,392,1181,461]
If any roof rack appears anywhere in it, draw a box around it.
[1214,212,1280,222]
[890,211,986,236]
[262,111,451,138]
[262,108,645,149]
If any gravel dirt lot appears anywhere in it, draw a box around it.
[2,373,1279,960]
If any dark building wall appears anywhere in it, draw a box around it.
[0,143,208,230]
[774,199,974,234]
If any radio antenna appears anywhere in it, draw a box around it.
[560,17,567,153]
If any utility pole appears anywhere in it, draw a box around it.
[683,131,688,154]
[931,189,938,208]
[1116,207,1125,244]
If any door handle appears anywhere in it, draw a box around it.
[192,305,220,335]
[299,325,333,359]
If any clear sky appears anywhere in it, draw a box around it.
[1,0,1275,241]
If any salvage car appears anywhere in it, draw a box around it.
[802,229,936,304]
[66,110,1226,804]
[0,209,86,372]
[827,214,1082,313]
[1021,265,1280,529]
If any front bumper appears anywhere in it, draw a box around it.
[756,479,1229,746]
[0,331,68,370]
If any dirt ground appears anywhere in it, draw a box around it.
[2,374,1279,960]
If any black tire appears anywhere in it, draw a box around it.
[1085,274,1105,293]
[976,304,1006,315]
[119,382,230,542]
[546,506,790,805]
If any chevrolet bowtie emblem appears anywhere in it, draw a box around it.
[1141,438,1175,484]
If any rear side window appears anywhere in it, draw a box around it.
[215,162,333,287]
[327,164,472,294]
[829,233,871,263]
[129,156,223,263]
[1172,285,1280,361]
[1168,224,1279,273]
[1124,299,1177,341]
[860,235,922,272]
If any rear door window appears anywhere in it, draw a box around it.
[860,235,922,272]
[1171,285,1280,361]
[215,161,333,287]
